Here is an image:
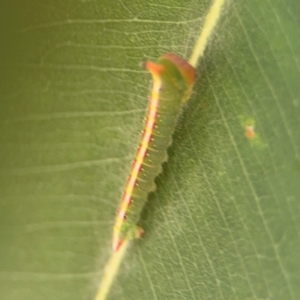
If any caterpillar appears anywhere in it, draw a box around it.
[112,53,196,251]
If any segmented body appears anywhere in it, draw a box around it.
[113,53,196,251]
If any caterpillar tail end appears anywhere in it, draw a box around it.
[112,226,144,252]
[112,237,123,252]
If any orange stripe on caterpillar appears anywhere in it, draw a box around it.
[112,73,160,251]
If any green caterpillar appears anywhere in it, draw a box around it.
[113,53,196,251]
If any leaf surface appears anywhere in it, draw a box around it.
[0,1,299,300]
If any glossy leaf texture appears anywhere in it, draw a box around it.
[0,1,299,300]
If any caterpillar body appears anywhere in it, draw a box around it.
[113,53,196,251]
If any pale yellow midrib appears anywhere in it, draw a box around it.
[189,0,226,68]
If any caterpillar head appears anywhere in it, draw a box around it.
[145,53,196,103]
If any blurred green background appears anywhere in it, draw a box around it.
[0,1,299,300]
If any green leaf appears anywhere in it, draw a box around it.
[0,1,299,300]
